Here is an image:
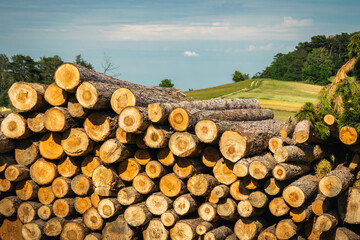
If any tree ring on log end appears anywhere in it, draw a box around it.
[8,82,38,111]
[39,132,64,160]
[76,81,98,109]
[111,88,136,114]
[339,126,358,145]
[1,113,27,138]
[44,107,66,132]
[169,108,189,132]
[170,222,194,240]
[55,63,81,91]
[219,131,246,162]
[283,186,306,207]
[319,175,342,197]
[119,107,143,133]
[160,174,183,197]
[169,132,196,157]
[195,120,218,143]
[148,103,163,123]
[144,125,165,148]
[84,112,111,142]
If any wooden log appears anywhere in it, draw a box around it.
[146,192,173,215]
[98,198,122,219]
[311,194,334,216]
[74,196,92,214]
[264,178,289,196]
[37,205,54,220]
[0,196,21,217]
[30,158,58,185]
[90,193,101,207]
[173,157,205,179]
[83,207,104,231]
[159,173,187,197]
[273,162,312,181]
[8,81,47,111]
[44,82,68,106]
[53,198,75,218]
[38,186,55,205]
[134,148,155,165]
[0,218,23,240]
[248,152,276,180]
[22,220,46,240]
[319,164,354,197]
[60,218,89,240]
[258,224,277,240]
[136,133,147,149]
[99,138,134,164]
[173,193,198,216]
[51,176,73,198]
[212,184,229,199]
[283,174,318,207]
[67,96,88,119]
[144,125,173,148]
[0,154,16,173]
[229,180,250,201]
[26,112,46,133]
[102,214,137,240]
[187,174,218,197]
[213,159,237,185]
[16,180,39,201]
[269,197,290,217]
[124,202,152,227]
[119,106,150,133]
[249,191,268,208]
[83,112,117,142]
[314,211,339,233]
[85,233,102,240]
[338,187,360,224]
[0,176,14,192]
[115,127,136,144]
[61,128,94,157]
[39,132,64,160]
[1,113,32,139]
[243,175,262,190]
[339,126,358,145]
[234,218,267,240]
[132,173,158,194]
[143,218,169,240]
[204,226,233,240]
[44,217,66,237]
[44,107,78,132]
[198,202,218,222]
[195,119,223,144]
[58,156,80,178]
[202,146,222,167]
[17,201,42,223]
[0,127,15,153]
[170,218,203,240]
[274,144,326,163]
[169,132,204,157]
[161,209,179,227]
[92,165,124,196]
[196,221,216,236]
[279,117,297,138]
[81,156,101,178]
[148,98,261,124]
[334,227,360,240]
[5,165,29,182]
[117,158,141,181]
[219,119,285,162]
[71,174,93,196]
[158,147,177,166]
[290,197,314,223]
[145,160,167,179]
[117,186,143,206]
[293,119,315,143]
[233,157,254,178]
[217,198,239,221]
[15,140,40,166]
[268,136,296,153]
[237,200,265,218]
[275,219,300,240]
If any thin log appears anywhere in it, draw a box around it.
[99,138,134,164]
[38,186,55,205]
[81,156,101,178]
[71,174,93,196]
[248,152,277,179]
[198,202,218,222]
[0,196,21,217]
[51,176,73,198]
[319,164,354,197]
[144,125,173,148]
[237,200,265,218]
[187,174,218,196]
[15,140,40,166]
[58,156,81,178]
[90,193,101,208]
[161,209,179,227]
[39,132,64,160]
[280,117,297,138]
[16,180,39,201]
[44,82,67,106]
[314,211,339,233]
[92,165,124,196]
[269,197,290,217]
[283,174,319,207]
[146,192,173,215]
[17,201,42,223]
[269,136,296,153]
[38,205,54,220]
[43,107,78,132]
[118,158,141,181]
[53,198,75,218]
[60,218,89,240]
[273,162,312,181]
[30,158,58,185]
[233,157,255,178]
[119,106,150,133]
[212,184,230,199]
[169,131,204,157]
[117,186,143,206]
[293,119,315,143]
[83,207,104,231]
[159,173,187,198]
[8,82,47,111]
[204,226,233,240]
[312,194,334,216]
[217,198,239,221]
[196,221,216,236]
[74,196,92,214]
[274,144,326,163]
[229,180,250,201]
[249,191,268,208]
[1,113,32,139]
[213,159,238,185]
[339,126,358,145]
[234,218,267,240]
[0,176,14,192]
[97,198,122,219]
[67,96,88,119]
[84,112,117,142]
[5,165,29,182]
[124,202,152,227]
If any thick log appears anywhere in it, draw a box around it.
[92,165,124,196]
[83,207,104,231]
[248,152,276,179]
[22,220,46,240]
[258,224,277,240]
[0,196,21,217]
[148,98,261,124]
[213,159,237,185]
[334,227,360,240]
[274,144,326,163]
[143,218,169,240]
[283,174,318,207]
[99,138,134,164]
[145,160,167,179]
[212,184,230,199]
[0,154,16,173]
[16,180,39,201]
[249,191,268,208]
[38,186,55,205]
[60,218,89,240]
[196,221,216,236]
[39,132,64,160]
[119,106,150,133]
[161,209,179,227]
[18,201,42,223]
[71,174,93,196]
[98,198,122,219]
[319,164,354,197]
[187,174,218,196]
[44,107,78,132]
[134,148,155,165]
[118,158,141,181]
[61,128,94,157]
[117,186,143,206]
[195,120,223,144]
[74,196,92,214]
[67,96,88,119]
[84,112,117,142]
[170,218,202,240]
[269,197,290,217]
[38,205,54,220]
[116,127,136,144]
[202,146,222,167]
[173,157,205,179]
[273,162,312,181]
[44,217,66,237]
[26,112,46,133]
[264,178,289,196]
[204,226,233,240]
[15,140,40,166]
[30,158,58,185]
[217,198,239,221]
[275,219,300,240]
[314,211,339,233]
[290,197,314,223]
[237,200,265,218]
[159,173,187,197]
[293,119,315,143]
[124,202,152,227]
[1,113,32,139]
[144,125,173,148]
[146,192,173,215]
[51,176,73,198]
[8,82,47,111]
[169,132,204,157]
[234,218,266,240]
[339,126,358,145]
[0,176,14,192]
[44,82,67,106]
[5,165,29,182]
[219,119,285,162]
[312,194,333,216]
[198,202,218,222]
[173,193,198,216]
[338,187,360,224]
[58,156,80,178]
[102,214,137,240]
[229,180,250,201]
[81,156,101,178]
[132,173,159,194]
[53,198,75,218]
[158,147,177,166]
[0,218,23,240]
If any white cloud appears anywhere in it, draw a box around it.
[245,43,273,51]
[184,51,199,57]
[283,16,313,27]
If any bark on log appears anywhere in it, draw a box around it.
[22,219,46,240]
[15,140,40,166]
[8,82,47,111]
[132,173,159,195]
[0,153,16,173]
[283,174,318,208]
[1,113,32,139]
[279,117,297,139]
[84,112,117,142]
[51,176,73,198]
[159,173,187,198]
[234,218,267,240]
[213,160,238,185]
[16,180,39,201]
[102,214,137,240]
[134,148,156,165]
[118,158,141,181]
[97,198,122,219]
[17,201,42,223]
[312,194,333,216]
[44,82,68,106]
[53,198,75,218]
[83,207,104,231]
[0,176,14,192]
[202,146,222,167]
[161,209,179,227]
[173,157,205,179]
[146,192,173,215]
[249,191,268,208]
[58,156,81,178]
[212,184,230,199]
[275,219,300,240]
[0,196,21,217]
[248,152,277,179]
[60,218,89,240]
[264,178,289,196]
[39,132,64,160]
[229,180,250,201]
[124,202,152,227]
[339,126,358,145]
[117,186,143,206]
[187,174,218,197]
[258,224,277,240]
[99,138,134,164]
[38,186,55,205]
[237,200,265,218]
[37,205,54,220]
[217,198,239,221]
[30,158,58,185]
[5,165,29,182]
[338,187,360,224]
[81,156,101,178]
[170,218,202,240]
[144,125,173,148]
[198,202,218,222]
[158,147,177,166]
[92,165,124,196]
[269,197,290,217]
[268,137,296,153]
[61,128,94,157]
[119,106,150,133]
[196,221,216,236]
[319,164,354,197]
[145,160,167,179]
[204,226,233,240]
[334,227,360,240]
[169,132,204,157]
[71,174,93,196]
[143,218,169,240]
[173,193,199,216]
[293,120,315,143]
[289,197,314,223]
[273,162,312,181]
[67,96,88,119]
[313,211,339,233]
[233,157,255,178]
[219,119,285,162]
[74,196,92,214]
[116,127,136,144]
[274,144,326,163]
[44,217,66,237]
[44,107,78,132]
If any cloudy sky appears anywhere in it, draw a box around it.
[0,0,359,90]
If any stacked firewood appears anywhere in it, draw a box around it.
[0,63,359,240]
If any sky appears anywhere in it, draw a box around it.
[0,0,359,91]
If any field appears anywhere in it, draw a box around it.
[185,79,323,121]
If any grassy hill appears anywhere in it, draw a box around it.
[185,79,323,121]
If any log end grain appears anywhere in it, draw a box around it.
[44,83,67,106]
[169,132,201,157]
[148,103,164,123]
[159,174,185,198]
[339,126,358,145]
[195,120,218,144]
[30,158,57,185]
[124,203,152,227]
[319,175,343,197]
[168,107,189,132]
[43,107,68,132]
[39,132,64,160]
[110,87,136,114]
[76,81,99,108]
[118,106,144,133]
[62,128,93,157]
[8,82,42,111]
[219,130,246,162]
[1,113,29,139]
[84,112,114,142]
[26,112,46,133]
[54,62,81,91]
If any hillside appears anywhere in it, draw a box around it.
[185,79,323,121]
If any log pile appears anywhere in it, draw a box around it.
[0,62,359,240]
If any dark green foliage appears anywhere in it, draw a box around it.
[38,55,63,84]
[9,54,41,83]
[232,70,245,82]
[302,48,334,85]
[348,32,360,58]
[159,79,174,87]
[75,54,93,69]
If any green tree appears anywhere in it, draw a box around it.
[232,70,245,82]
[38,55,63,84]
[0,71,15,107]
[302,48,334,85]
[159,79,174,87]
[348,32,360,58]
[75,54,93,69]
[0,54,9,72]
[8,54,41,83]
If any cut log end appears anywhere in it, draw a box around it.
[195,120,218,143]
[319,175,343,197]
[30,158,57,185]
[283,185,306,208]
[8,82,43,111]
[160,174,185,198]
[169,132,201,157]
[27,112,46,133]
[324,114,336,126]
[1,113,29,139]
[84,112,114,142]
[45,83,67,106]
[54,63,81,91]
[62,128,93,157]
[119,106,144,133]
[111,87,136,114]
[43,107,68,132]
[168,108,189,132]
[76,81,99,108]
[39,132,64,160]
[339,126,358,145]
[148,103,164,123]
[124,203,152,227]
[219,131,246,162]
[144,125,168,148]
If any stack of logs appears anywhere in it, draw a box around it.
[0,62,359,240]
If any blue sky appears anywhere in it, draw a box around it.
[0,0,359,90]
